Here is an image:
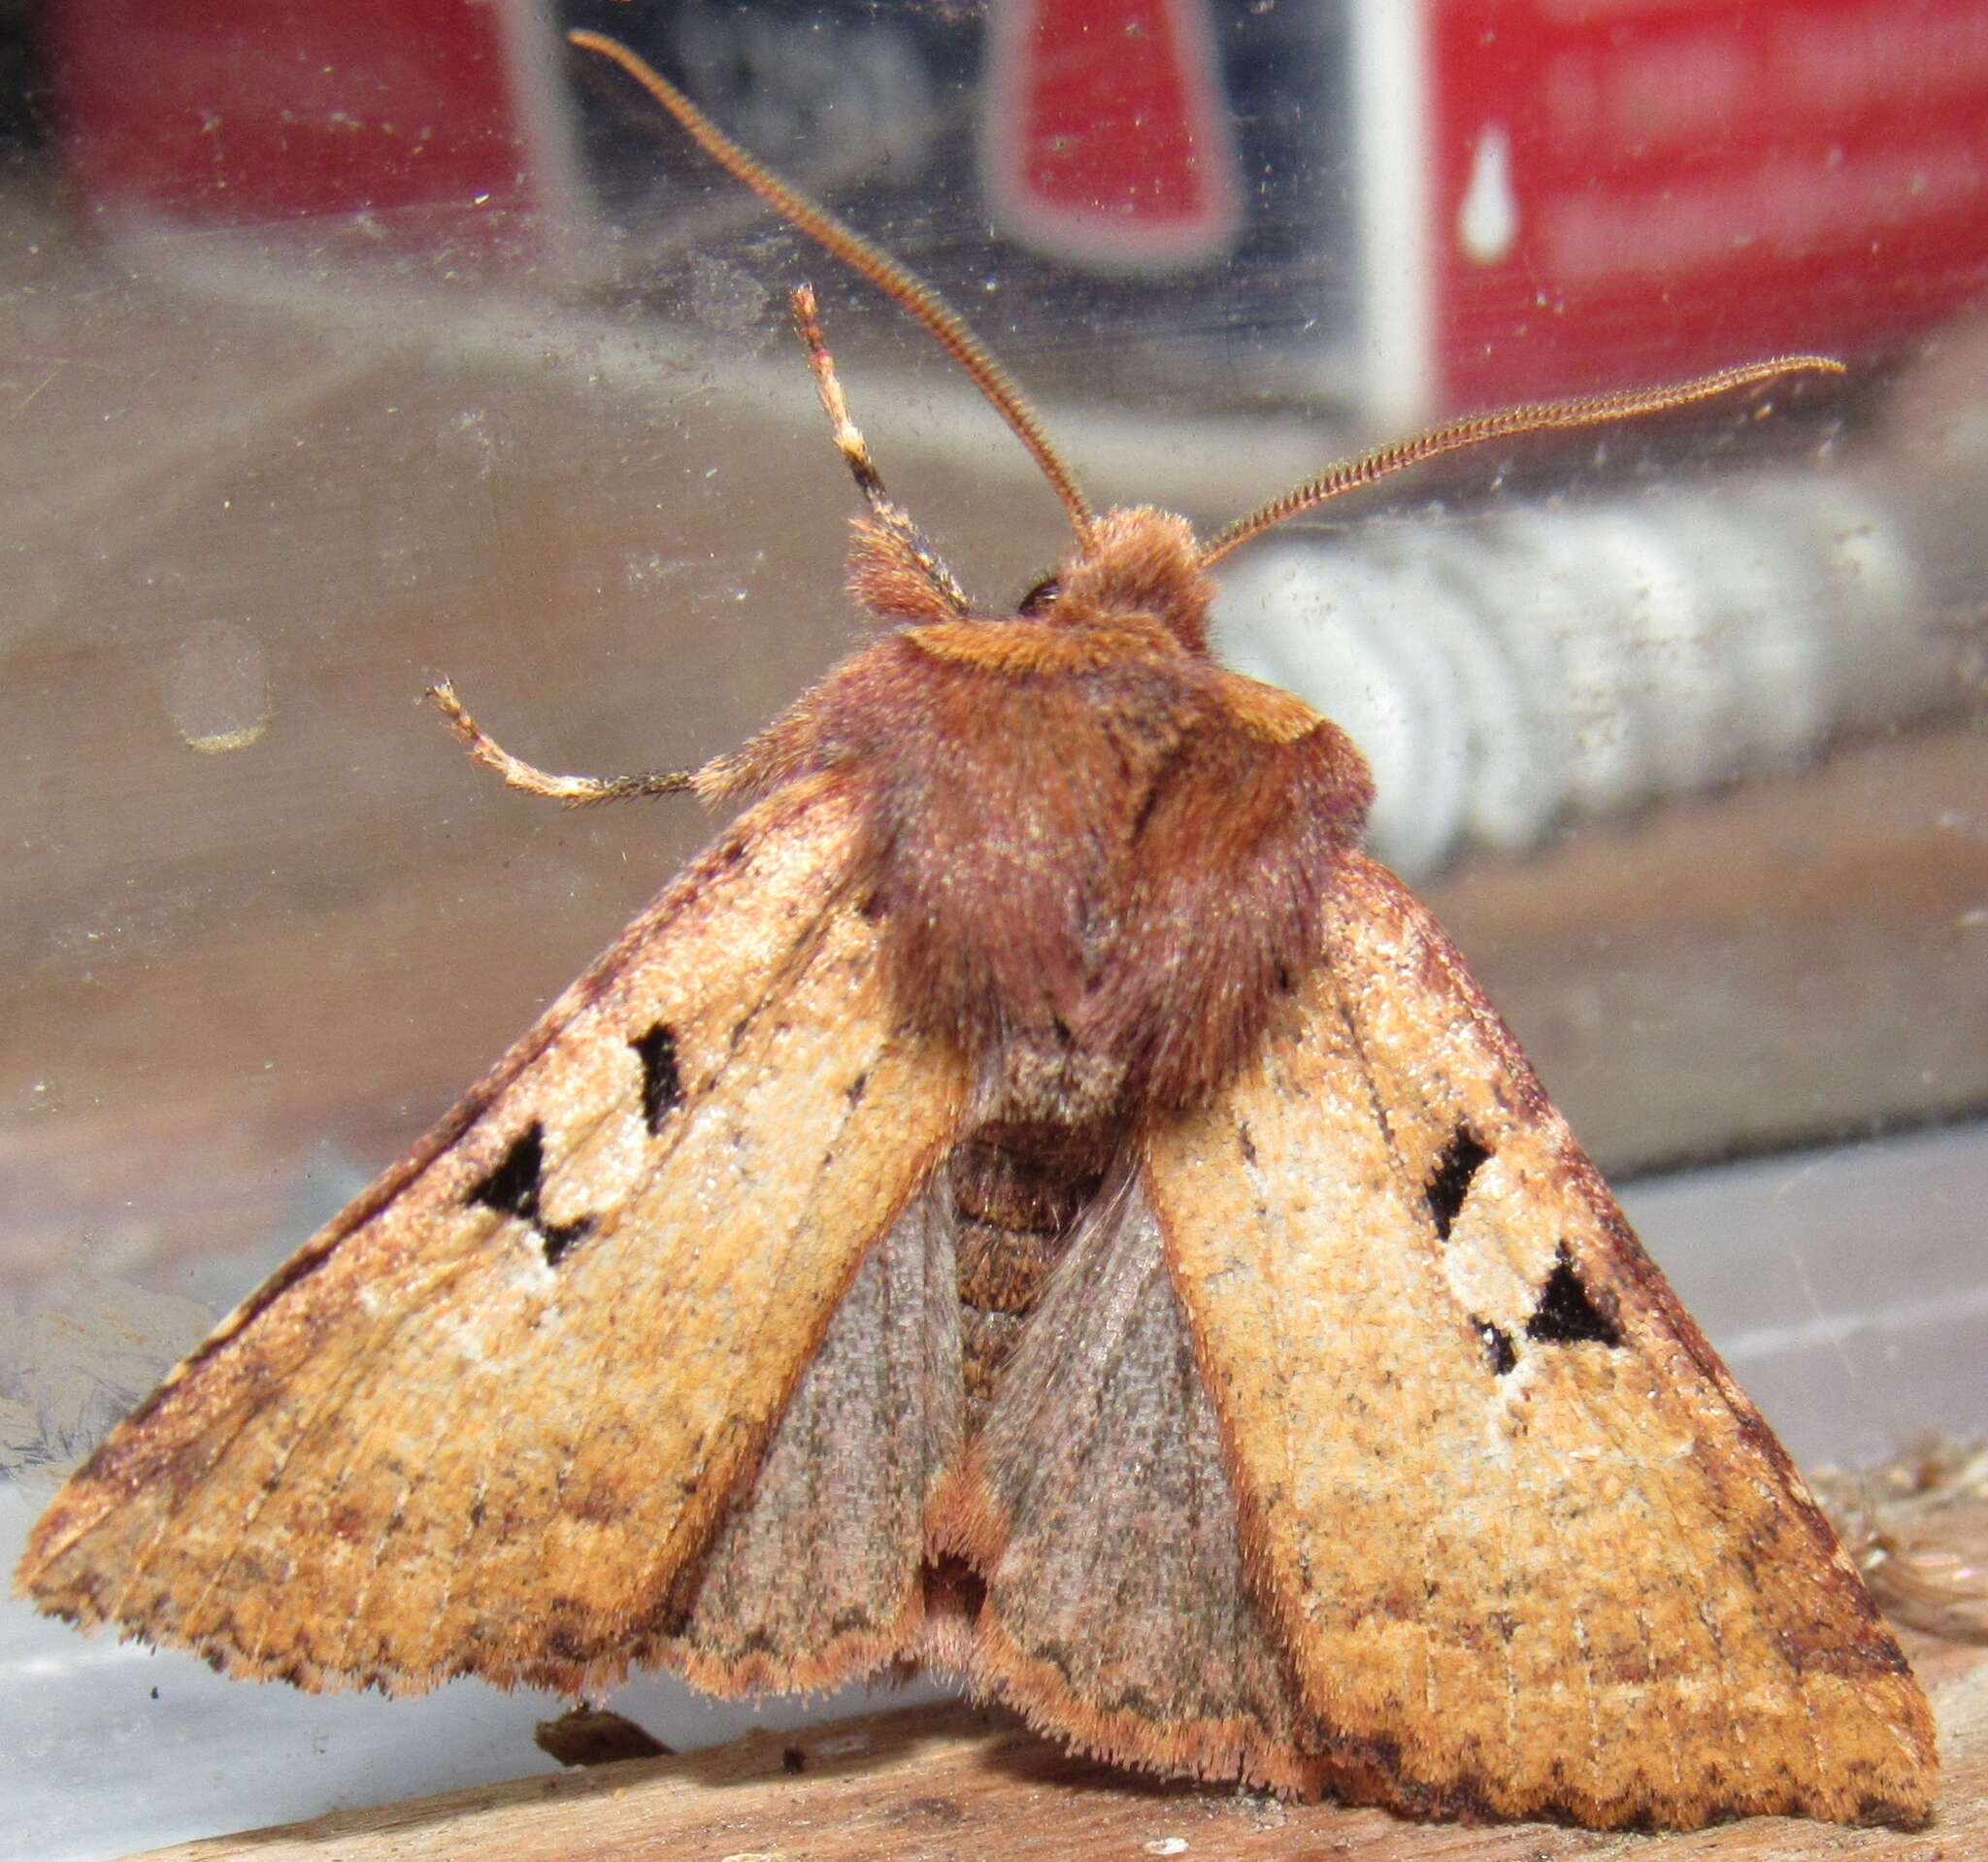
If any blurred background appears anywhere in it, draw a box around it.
[2,3,1984,1855]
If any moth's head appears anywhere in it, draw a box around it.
[1018,509,1215,655]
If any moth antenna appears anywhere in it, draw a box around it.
[569,28,1096,546]
[790,283,970,614]
[426,682,707,807]
[1196,355,1847,569]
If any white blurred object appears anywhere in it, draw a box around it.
[1216,469,1933,878]
[1457,123,1519,267]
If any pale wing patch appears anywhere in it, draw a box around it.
[1147,850,1935,1829]
[20,779,968,1695]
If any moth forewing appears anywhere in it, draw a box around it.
[21,781,967,1693]
[1148,852,1936,1825]
[16,26,1934,1836]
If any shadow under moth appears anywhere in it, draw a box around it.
[17,29,1937,1833]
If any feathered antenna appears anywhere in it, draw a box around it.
[569,29,1095,546]
[1199,358,1845,567]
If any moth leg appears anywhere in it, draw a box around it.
[790,283,968,615]
[425,681,710,806]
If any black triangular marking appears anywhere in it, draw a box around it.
[470,1124,549,1223]
[631,1022,684,1134]
[469,1121,596,1266]
[1425,1126,1491,1241]
[539,1214,595,1267]
[1524,1245,1622,1347]
[1472,1314,1518,1376]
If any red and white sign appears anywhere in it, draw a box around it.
[1408,0,1988,411]
[43,2,1988,420]
[982,0,1243,270]
[45,0,548,239]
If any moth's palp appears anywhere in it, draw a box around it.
[790,283,969,615]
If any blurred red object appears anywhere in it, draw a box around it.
[46,0,529,234]
[44,1,1988,419]
[1426,0,1988,408]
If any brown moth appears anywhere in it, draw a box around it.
[17,29,1936,1832]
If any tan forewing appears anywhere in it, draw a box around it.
[19,776,967,1694]
[1147,849,1936,1828]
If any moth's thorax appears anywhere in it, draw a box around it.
[758,503,1380,1115]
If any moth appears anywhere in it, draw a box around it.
[17,29,1937,1832]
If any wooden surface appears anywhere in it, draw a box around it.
[129,1513,1988,1862]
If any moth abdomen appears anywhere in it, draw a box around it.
[948,1114,1118,1418]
